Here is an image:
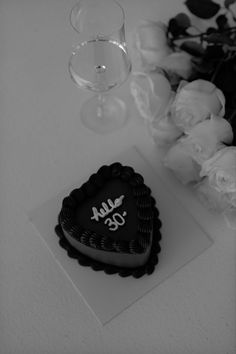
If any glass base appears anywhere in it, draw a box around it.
[80,95,128,134]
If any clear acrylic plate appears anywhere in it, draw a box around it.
[29,146,213,325]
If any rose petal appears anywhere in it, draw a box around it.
[200,147,236,194]
[164,142,201,184]
[187,115,233,145]
[130,71,172,121]
[159,52,193,80]
[178,135,224,165]
[201,147,236,176]
[223,208,236,229]
[171,80,225,132]
[135,20,169,51]
[134,20,172,68]
[150,112,183,146]
[176,115,233,164]
[130,80,154,120]
[195,178,230,211]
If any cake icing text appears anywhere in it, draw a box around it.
[104,211,127,231]
[91,195,124,222]
[91,195,127,231]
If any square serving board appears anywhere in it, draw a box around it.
[29,146,213,325]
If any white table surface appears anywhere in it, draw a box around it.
[0,0,235,353]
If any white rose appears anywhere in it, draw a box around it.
[195,177,231,211]
[195,177,236,229]
[225,191,236,208]
[187,114,233,145]
[159,52,193,80]
[177,115,233,164]
[171,80,225,132]
[200,147,236,194]
[133,20,172,70]
[130,70,172,121]
[164,141,201,184]
[149,112,183,146]
[223,208,236,230]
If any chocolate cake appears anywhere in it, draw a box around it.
[55,162,162,278]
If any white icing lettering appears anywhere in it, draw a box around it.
[91,195,125,222]
[104,217,118,231]
[104,212,127,231]
[102,202,109,213]
[99,207,106,217]
[113,212,126,226]
[107,199,114,208]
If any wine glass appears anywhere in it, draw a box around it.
[69,0,132,134]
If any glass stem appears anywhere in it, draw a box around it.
[97,93,105,118]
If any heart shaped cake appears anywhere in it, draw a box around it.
[55,162,162,278]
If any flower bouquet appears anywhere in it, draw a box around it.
[130,0,236,229]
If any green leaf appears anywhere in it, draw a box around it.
[206,27,218,34]
[205,32,234,45]
[204,45,225,61]
[180,41,205,57]
[168,19,184,37]
[213,59,236,93]
[193,59,215,74]
[216,14,229,30]
[168,13,191,37]
[174,13,191,29]
[185,0,221,19]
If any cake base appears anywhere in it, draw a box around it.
[55,205,162,278]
